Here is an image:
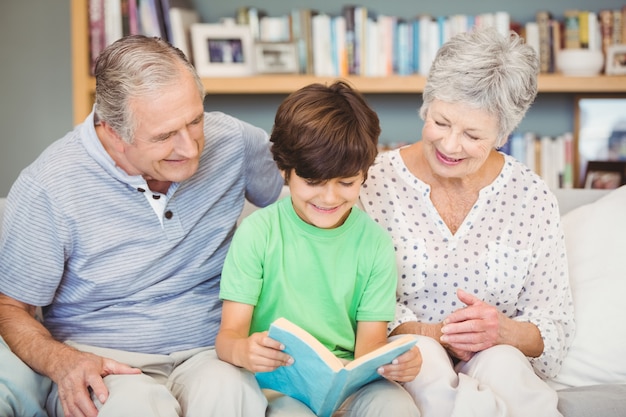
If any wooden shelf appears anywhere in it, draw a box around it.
[200,74,626,94]
[71,0,626,123]
[78,73,626,96]
[537,74,626,92]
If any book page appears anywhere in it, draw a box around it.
[346,334,417,370]
[270,317,343,371]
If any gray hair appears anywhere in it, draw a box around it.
[94,35,205,143]
[420,26,539,147]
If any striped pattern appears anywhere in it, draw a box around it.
[0,111,283,354]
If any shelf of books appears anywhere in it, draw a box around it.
[71,0,626,123]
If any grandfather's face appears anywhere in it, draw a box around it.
[121,70,205,185]
[421,99,500,179]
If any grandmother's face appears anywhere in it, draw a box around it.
[421,99,499,179]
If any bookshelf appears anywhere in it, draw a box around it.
[71,0,626,125]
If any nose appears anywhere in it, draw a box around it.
[173,128,199,158]
[319,183,340,205]
[439,130,462,153]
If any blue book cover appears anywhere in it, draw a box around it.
[255,317,417,417]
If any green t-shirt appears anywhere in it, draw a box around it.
[220,196,398,359]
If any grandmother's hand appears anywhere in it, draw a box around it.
[439,289,505,361]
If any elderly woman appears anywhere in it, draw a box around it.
[360,27,574,417]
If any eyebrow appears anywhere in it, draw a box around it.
[149,113,204,142]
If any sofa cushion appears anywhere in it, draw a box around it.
[557,384,626,417]
[549,185,626,389]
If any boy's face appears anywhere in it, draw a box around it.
[287,170,364,229]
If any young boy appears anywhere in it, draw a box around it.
[216,81,421,417]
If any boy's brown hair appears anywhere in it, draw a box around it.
[270,81,380,182]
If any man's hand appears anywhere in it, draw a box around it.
[53,348,140,417]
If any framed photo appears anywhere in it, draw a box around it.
[255,42,299,74]
[190,23,254,77]
[605,44,626,75]
[574,95,626,187]
[583,161,626,189]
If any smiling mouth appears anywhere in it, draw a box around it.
[437,150,462,163]
[311,203,340,212]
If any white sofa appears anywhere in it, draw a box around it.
[1,187,625,416]
[549,186,626,417]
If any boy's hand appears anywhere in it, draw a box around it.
[237,331,294,373]
[377,345,421,382]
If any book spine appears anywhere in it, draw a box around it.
[247,8,267,41]
[587,12,600,51]
[622,6,626,48]
[524,21,540,60]
[524,132,538,174]
[158,0,173,42]
[599,10,614,57]
[578,10,590,48]
[396,20,410,75]
[289,9,307,74]
[377,15,394,76]
[305,10,318,75]
[334,16,348,77]
[551,19,562,67]
[88,0,106,75]
[417,15,434,76]
[120,0,131,36]
[353,6,367,76]
[494,11,510,37]
[104,0,123,45]
[411,18,419,74]
[317,371,346,417]
[138,0,164,38]
[563,10,580,49]
[536,10,553,73]
[363,17,377,76]
[561,132,574,189]
[312,14,333,76]
[612,9,623,45]
[342,5,356,75]
[127,0,140,35]
[509,132,526,164]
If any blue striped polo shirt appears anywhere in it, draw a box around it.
[0,110,283,354]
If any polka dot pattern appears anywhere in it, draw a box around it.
[360,149,575,379]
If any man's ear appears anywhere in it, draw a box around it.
[100,121,127,153]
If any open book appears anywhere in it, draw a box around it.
[255,317,417,417]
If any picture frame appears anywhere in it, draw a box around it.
[574,94,626,187]
[605,44,626,75]
[583,161,626,189]
[254,42,299,74]
[190,23,254,77]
